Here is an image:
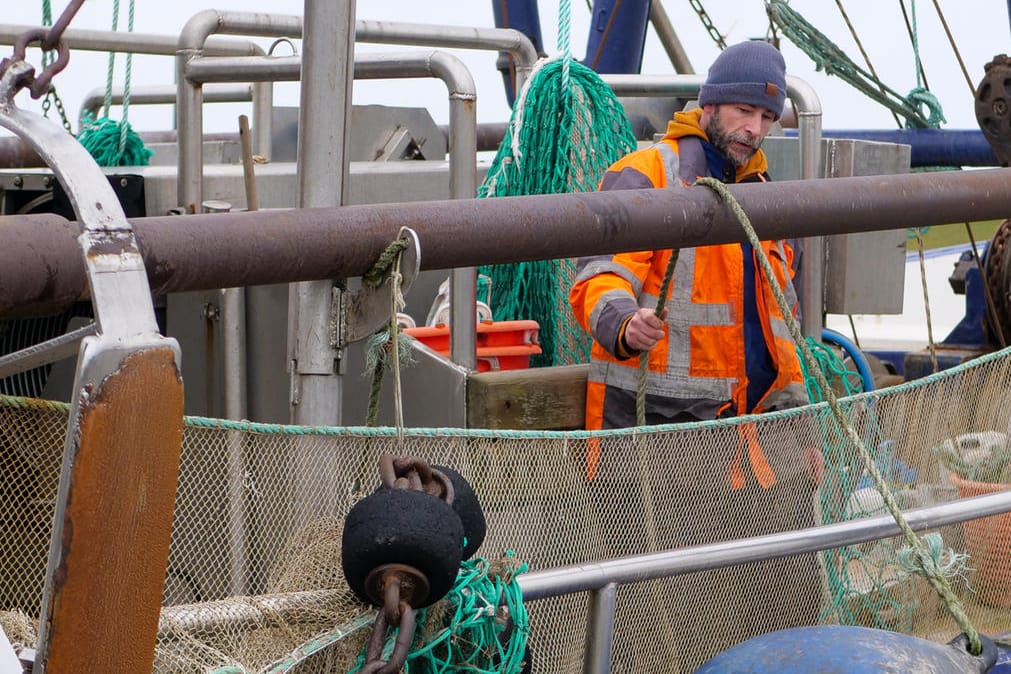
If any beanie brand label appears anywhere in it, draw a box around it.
[765,82,779,96]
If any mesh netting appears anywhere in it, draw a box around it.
[1,347,1011,672]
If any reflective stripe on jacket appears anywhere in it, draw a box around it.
[570,108,809,439]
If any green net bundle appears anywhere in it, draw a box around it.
[478,57,637,367]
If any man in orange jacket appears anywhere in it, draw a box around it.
[571,39,810,437]
[569,40,824,668]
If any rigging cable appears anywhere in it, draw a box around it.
[835,0,903,128]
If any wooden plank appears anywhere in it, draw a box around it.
[467,364,588,430]
[44,347,183,673]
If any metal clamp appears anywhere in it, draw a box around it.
[343,227,421,345]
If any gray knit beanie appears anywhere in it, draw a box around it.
[697,41,787,120]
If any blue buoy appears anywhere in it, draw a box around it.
[692,625,997,673]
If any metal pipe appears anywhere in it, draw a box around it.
[356,19,538,92]
[78,83,253,127]
[0,23,262,56]
[518,488,1011,601]
[785,128,1000,167]
[583,583,618,674]
[648,0,694,74]
[151,489,1011,637]
[183,50,481,369]
[177,10,294,214]
[175,9,537,203]
[3,166,1011,318]
[290,0,355,427]
[788,76,825,340]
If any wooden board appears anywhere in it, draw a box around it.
[467,364,588,430]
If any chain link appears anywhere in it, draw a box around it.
[359,600,414,674]
[1,0,86,98]
[688,0,727,50]
[379,454,454,505]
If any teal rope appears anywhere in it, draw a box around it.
[103,0,120,118]
[558,0,571,93]
[119,0,137,155]
[694,176,982,655]
[348,555,529,674]
[905,0,946,128]
[7,342,1011,441]
[767,0,945,128]
[79,0,150,166]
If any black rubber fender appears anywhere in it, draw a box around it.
[433,464,487,559]
[341,487,463,608]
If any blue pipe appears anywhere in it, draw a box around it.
[821,327,875,392]
[491,0,545,105]
[783,128,998,167]
[583,0,651,73]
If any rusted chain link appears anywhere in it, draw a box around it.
[0,0,86,98]
[359,600,414,674]
[379,454,455,505]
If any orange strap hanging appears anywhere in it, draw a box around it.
[728,421,777,489]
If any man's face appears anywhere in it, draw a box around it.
[703,104,776,167]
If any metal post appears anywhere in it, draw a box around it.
[583,582,618,674]
[648,0,694,74]
[290,0,355,426]
[789,76,825,339]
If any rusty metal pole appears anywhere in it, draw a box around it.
[4,168,1011,317]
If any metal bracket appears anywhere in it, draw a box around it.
[0,59,184,674]
[342,227,421,345]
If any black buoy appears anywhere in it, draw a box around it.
[433,464,487,559]
[341,487,464,608]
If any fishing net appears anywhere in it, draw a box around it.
[476,57,638,368]
[0,344,1010,672]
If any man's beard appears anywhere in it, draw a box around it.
[705,110,761,167]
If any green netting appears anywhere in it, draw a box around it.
[477,57,637,367]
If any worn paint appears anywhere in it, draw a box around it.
[44,347,183,674]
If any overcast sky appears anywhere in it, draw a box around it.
[2,1,1009,135]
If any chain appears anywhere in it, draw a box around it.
[379,454,454,505]
[0,0,86,98]
[359,599,414,674]
[689,0,727,50]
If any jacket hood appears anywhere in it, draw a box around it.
[663,107,769,180]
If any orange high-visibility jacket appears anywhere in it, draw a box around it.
[570,108,809,437]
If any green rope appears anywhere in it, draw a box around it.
[766,0,945,128]
[477,55,637,367]
[797,336,864,403]
[694,176,983,655]
[348,554,529,674]
[362,237,416,428]
[77,111,152,167]
[636,249,680,426]
[78,0,151,166]
[362,239,410,290]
